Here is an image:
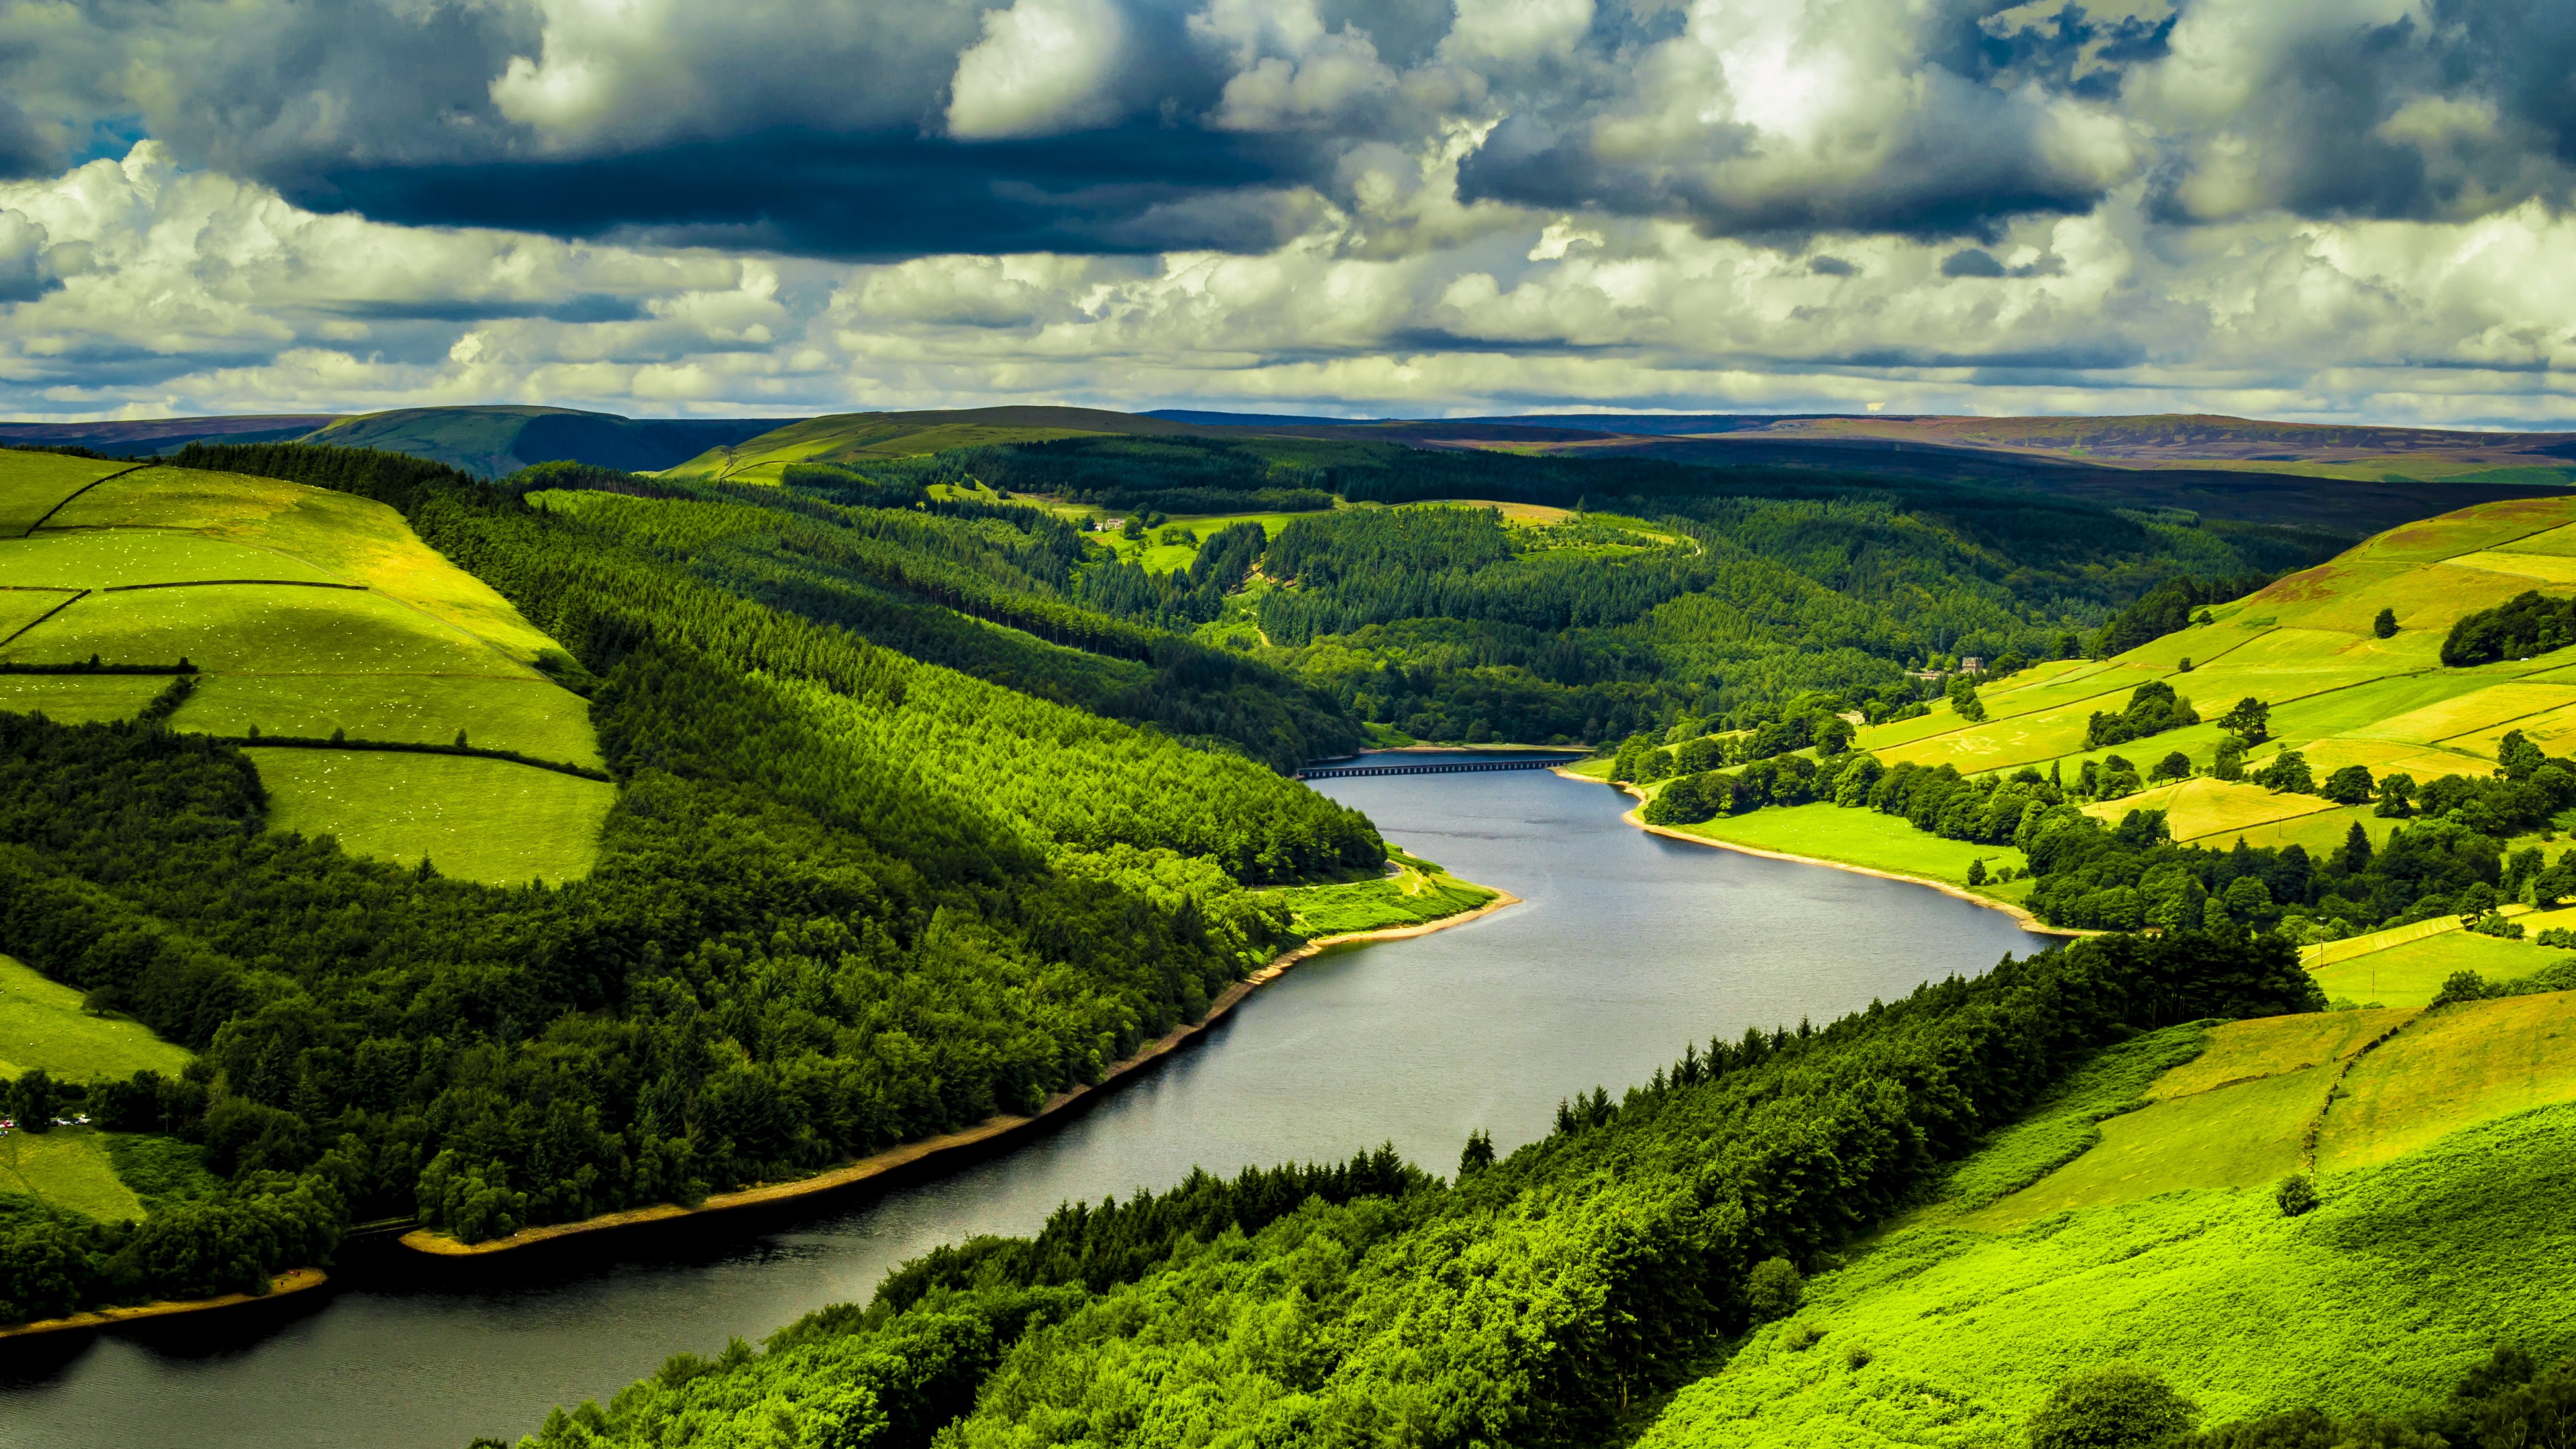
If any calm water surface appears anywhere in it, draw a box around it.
[0,759,2047,1449]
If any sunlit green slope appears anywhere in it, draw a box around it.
[0,449,610,883]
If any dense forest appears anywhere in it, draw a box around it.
[728,432,2332,747]
[512,929,2321,1448]
[0,443,1390,1324]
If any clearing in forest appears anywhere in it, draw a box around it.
[0,953,194,1083]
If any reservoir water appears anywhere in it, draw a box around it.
[0,759,2048,1449]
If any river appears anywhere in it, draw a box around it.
[0,759,2049,1449]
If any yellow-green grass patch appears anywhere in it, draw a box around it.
[46,468,563,663]
[2447,700,2576,757]
[2226,802,2401,857]
[1,584,539,677]
[1640,1104,2576,1448]
[2155,662,2400,713]
[2082,777,2337,841]
[0,954,193,1083]
[171,674,602,768]
[1,529,345,588]
[1263,861,1497,937]
[2345,681,2576,745]
[2112,618,2279,671]
[2496,521,2576,556]
[0,1128,143,1222]
[0,451,134,537]
[2147,1008,2414,1101]
[1963,1066,2327,1230]
[2308,929,2549,1009]
[1880,706,2104,772]
[0,589,78,641]
[2318,992,2576,1171]
[2294,737,2489,783]
[0,672,173,723]
[254,749,614,885]
[2345,496,2576,561]
[1670,801,2025,887]
[2440,549,2576,586]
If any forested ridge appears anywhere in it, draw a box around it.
[0,443,1391,1324]
[634,429,2335,748]
[513,930,2322,1448]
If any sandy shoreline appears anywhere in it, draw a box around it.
[1565,769,2079,938]
[401,883,1522,1258]
[0,1268,327,1342]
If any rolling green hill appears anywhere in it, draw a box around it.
[1652,490,2576,1001]
[1638,991,2576,1446]
[655,405,1231,483]
[302,406,777,477]
[0,449,612,883]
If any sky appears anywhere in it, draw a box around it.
[1,0,2574,426]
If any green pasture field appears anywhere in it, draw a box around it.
[1642,1102,2576,1446]
[1880,698,2114,773]
[171,674,602,768]
[0,589,76,641]
[1263,859,1497,938]
[2351,680,2576,744]
[0,672,172,724]
[1931,1023,2213,1217]
[2496,521,2576,556]
[46,466,564,663]
[1669,801,2027,889]
[2082,777,2337,842]
[3,530,343,588]
[2347,496,2576,561]
[0,953,193,1083]
[0,451,131,536]
[2321,992,2576,1171]
[0,584,537,677]
[252,749,615,885]
[2308,929,2548,1008]
[2449,699,2576,755]
[2220,802,2400,856]
[0,1128,144,1223]
[2445,549,2576,586]
[662,415,1114,482]
[1964,1065,2326,1230]
[2149,1008,2410,1099]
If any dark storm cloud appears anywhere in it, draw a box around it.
[291,127,1331,259]
[9,0,2576,262]
[0,101,52,180]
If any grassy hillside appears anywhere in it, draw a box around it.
[1638,991,2576,1445]
[658,406,1226,483]
[0,953,192,1083]
[0,449,611,883]
[303,407,776,477]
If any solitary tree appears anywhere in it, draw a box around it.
[1745,1257,1804,1322]
[2151,751,2192,783]
[2275,1175,2320,1216]
[2026,1365,2198,1449]
[2373,606,2400,639]
[2218,697,2272,744]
